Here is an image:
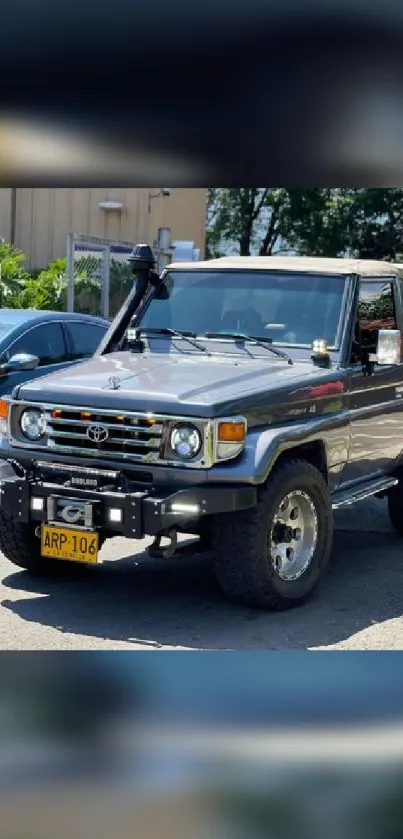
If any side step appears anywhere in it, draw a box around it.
[332,476,398,510]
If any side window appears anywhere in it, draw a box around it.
[67,322,107,360]
[7,323,67,367]
[351,281,397,364]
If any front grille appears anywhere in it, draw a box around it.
[44,407,165,463]
[10,402,214,469]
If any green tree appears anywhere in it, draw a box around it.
[207,188,403,262]
[258,189,293,255]
[206,188,351,258]
[206,188,289,257]
[346,188,403,260]
[284,189,355,256]
[270,188,403,260]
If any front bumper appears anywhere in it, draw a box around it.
[0,460,257,539]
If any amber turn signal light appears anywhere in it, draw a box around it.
[217,421,245,442]
[0,400,8,419]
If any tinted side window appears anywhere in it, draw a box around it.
[7,323,67,367]
[67,321,107,360]
[355,281,397,361]
[358,281,396,328]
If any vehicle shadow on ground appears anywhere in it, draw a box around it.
[1,523,403,649]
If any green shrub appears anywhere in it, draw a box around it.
[0,242,135,314]
[0,240,30,307]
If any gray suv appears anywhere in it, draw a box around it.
[0,246,403,611]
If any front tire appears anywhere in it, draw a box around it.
[0,511,96,575]
[212,458,333,610]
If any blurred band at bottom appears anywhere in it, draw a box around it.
[0,653,402,839]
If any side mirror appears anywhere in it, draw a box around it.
[0,353,40,374]
[370,330,401,366]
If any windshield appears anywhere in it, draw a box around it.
[137,271,347,348]
[0,326,13,341]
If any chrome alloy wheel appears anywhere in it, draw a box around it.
[270,490,318,581]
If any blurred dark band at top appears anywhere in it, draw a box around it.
[2,0,403,184]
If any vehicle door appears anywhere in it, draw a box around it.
[0,321,70,395]
[345,276,403,481]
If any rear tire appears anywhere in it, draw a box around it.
[212,458,333,610]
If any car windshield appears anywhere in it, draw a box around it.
[0,317,30,341]
[0,325,13,341]
[137,270,347,348]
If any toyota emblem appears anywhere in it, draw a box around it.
[86,424,109,443]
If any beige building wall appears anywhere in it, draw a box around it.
[0,188,207,268]
[0,188,13,242]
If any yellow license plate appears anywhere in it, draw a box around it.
[41,525,99,564]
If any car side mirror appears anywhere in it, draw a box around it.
[0,353,40,374]
[369,330,401,366]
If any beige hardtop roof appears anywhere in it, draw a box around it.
[168,255,403,277]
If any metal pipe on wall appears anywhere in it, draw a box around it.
[9,188,16,245]
[66,232,75,312]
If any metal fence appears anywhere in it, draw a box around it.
[66,232,202,320]
[66,234,135,320]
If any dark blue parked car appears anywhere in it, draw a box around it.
[0,310,109,395]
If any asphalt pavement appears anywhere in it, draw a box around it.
[0,498,402,649]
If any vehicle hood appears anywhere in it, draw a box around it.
[15,350,338,418]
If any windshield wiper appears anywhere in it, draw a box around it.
[204,332,293,365]
[139,327,212,355]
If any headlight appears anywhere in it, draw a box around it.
[20,408,47,441]
[170,424,202,460]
